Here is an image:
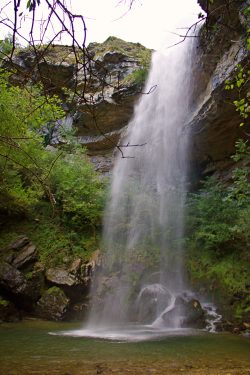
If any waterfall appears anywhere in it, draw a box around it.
[85,2,203,335]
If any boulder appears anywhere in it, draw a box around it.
[0,262,28,295]
[36,287,70,321]
[136,284,172,323]
[0,261,43,311]
[45,268,77,286]
[179,298,206,328]
[24,268,45,302]
[162,295,206,329]
[12,244,37,269]
[45,263,92,304]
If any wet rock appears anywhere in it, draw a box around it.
[136,284,172,323]
[12,244,37,269]
[180,298,206,328]
[36,287,70,321]
[161,294,206,329]
[215,319,234,332]
[82,250,102,277]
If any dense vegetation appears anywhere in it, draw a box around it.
[186,153,250,321]
[0,69,106,266]
[186,59,250,323]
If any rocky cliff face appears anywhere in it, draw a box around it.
[8,4,248,179]
[189,0,249,180]
[9,37,152,174]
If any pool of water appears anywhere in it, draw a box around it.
[0,320,249,375]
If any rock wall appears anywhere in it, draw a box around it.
[7,6,249,180]
[189,0,249,181]
[7,37,152,175]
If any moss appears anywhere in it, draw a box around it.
[0,297,10,307]
[46,286,61,295]
[122,68,149,86]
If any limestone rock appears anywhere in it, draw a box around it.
[36,287,70,321]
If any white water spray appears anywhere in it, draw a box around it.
[87,16,200,329]
[60,1,206,339]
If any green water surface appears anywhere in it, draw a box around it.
[0,320,249,375]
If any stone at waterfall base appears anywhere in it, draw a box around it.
[36,287,70,321]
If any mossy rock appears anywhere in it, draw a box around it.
[88,36,152,68]
[36,287,70,321]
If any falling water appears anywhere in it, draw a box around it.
[89,26,200,327]
[72,3,207,339]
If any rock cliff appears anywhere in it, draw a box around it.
[189,0,249,180]
[8,4,248,179]
[8,37,152,174]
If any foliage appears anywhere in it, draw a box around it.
[0,297,10,307]
[0,34,13,56]
[122,68,149,86]
[49,149,107,230]
[0,69,106,267]
[0,204,101,267]
[225,65,250,127]
[0,69,64,215]
[186,141,250,320]
[243,4,250,50]
[186,178,238,253]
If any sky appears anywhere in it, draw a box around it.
[0,0,203,50]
